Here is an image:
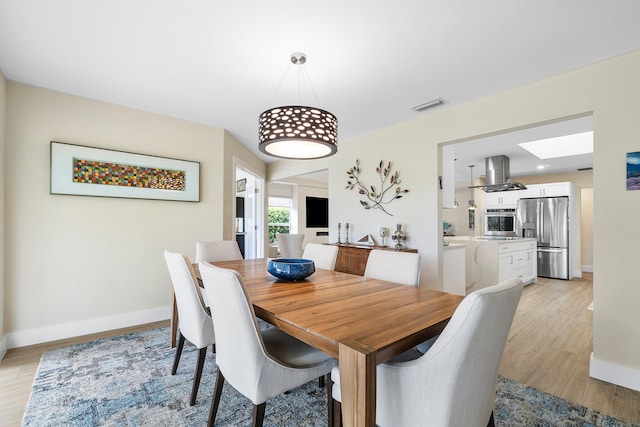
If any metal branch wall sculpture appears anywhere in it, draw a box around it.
[345,159,409,216]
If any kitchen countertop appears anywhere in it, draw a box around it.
[446,236,536,243]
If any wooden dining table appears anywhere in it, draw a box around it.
[173,258,463,427]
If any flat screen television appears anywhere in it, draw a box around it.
[305,196,329,228]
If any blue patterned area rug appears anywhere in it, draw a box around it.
[23,327,637,426]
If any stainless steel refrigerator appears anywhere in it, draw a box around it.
[516,196,570,279]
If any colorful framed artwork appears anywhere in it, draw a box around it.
[627,151,640,191]
[50,141,200,201]
[236,178,247,192]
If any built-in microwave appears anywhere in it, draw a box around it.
[484,208,517,237]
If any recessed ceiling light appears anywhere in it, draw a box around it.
[518,131,593,159]
[536,164,546,170]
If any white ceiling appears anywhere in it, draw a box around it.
[1,1,639,175]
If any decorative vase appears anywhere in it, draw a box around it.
[391,223,407,249]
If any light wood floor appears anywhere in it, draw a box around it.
[500,272,640,424]
[1,274,640,425]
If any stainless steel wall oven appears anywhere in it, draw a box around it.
[484,208,517,237]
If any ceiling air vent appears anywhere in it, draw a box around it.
[411,98,446,112]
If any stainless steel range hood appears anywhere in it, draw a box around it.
[477,155,526,192]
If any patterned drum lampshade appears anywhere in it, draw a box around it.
[258,105,338,159]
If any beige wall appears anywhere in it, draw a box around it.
[580,188,594,270]
[321,51,640,381]
[0,70,6,351]
[4,82,264,344]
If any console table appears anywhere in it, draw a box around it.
[327,244,418,276]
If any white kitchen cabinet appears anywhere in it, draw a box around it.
[484,190,522,208]
[520,182,571,198]
[498,240,537,284]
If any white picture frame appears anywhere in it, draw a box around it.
[50,141,200,202]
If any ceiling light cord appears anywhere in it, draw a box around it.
[267,62,294,108]
[267,52,322,108]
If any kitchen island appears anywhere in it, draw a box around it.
[445,236,537,293]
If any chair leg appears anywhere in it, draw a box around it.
[487,411,495,427]
[208,369,225,427]
[171,332,185,375]
[189,347,208,406]
[327,374,334,427]
[252,402,266,427]
[331,399,342,427]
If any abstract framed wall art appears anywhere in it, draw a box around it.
[627,151,640,191]
[50,141,200,201]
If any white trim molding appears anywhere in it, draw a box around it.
[590,352,640,392]
[0,334,8,361]
[5,306,170,350]
[582,265,594,273]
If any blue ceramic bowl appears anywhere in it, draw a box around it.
[267,258,315,281]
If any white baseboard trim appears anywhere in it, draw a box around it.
[582,265,594,273]
[590,352,640,392]
[572,269,583,279]
[0,334,8,361]
[5,306,171,350]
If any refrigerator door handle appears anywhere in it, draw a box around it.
[537,247,565,253]
[538,199,545,245]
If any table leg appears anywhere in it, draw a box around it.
[338,340,377,427]
[170,289,178,348]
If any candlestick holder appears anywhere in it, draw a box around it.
[379,226,388,247]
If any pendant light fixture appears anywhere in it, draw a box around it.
[468,165,477,230]
[468,165,477,210]
[258,52,338,160]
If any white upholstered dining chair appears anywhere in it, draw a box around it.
[195,240,270,330]
[194,240,243,307]
[364,249,421,286]
[163,250,216,406]
[199,261,336,427]
[302,243,339,270]
[195,240,243,263]
[329,278,523,427]
[276,233,305,258]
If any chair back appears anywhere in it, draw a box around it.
[163,251,215,348]
[364,250,421,286]
[302,243,339,270]
[376,278,523,427]
[276,233,304,258]
[195,240,243,263]
[198,261,270,400]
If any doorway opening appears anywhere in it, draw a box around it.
[235,163,265,259]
